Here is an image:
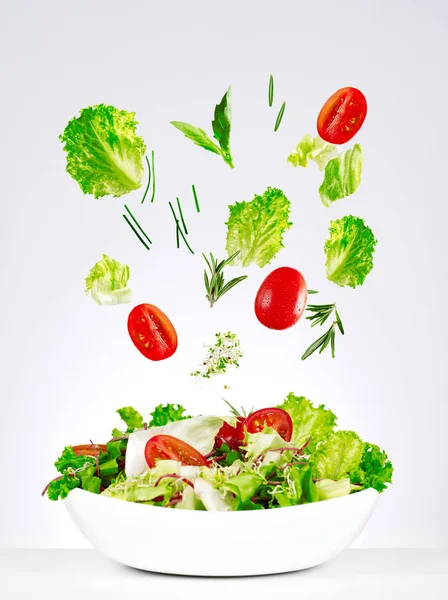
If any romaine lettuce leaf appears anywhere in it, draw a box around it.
[315,478,351,501]
[312,431,364,481]
[287,134,338,170]
[319,144,363,207]
[277,393,337,453]
[350,443,393,492]
[60,104,146,198]
[223,472,264,503]
[324,215,377,288]
[225,187,292,268]
[85,254,131,306]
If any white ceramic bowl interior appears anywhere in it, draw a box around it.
[65,487,379,576]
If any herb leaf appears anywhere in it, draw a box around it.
[301,302,345,360]
[203,251,248,307]
[170,122,222,155]
[268,74,274,107]
[212,87,234,168]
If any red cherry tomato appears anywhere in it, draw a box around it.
[244,408,293,442]
[145,435,209,468]
[72,444,107,456]
[128,304,178,361]
[317,87,367,145]
[215,417,245,450]
[255,267,307,330]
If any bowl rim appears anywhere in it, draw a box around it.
[65,486,379,518]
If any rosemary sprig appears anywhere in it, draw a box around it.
[222,398,253,419]
[203,251,248,308]
[268,74,274,107]
[274,101,286,132]
[140,155,151,204]
[301,302,345,360]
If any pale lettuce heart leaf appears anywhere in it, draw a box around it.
[324,215,377,288]
[194,477,236,511]
[277,393,337,453]
[125,415,225,476]
[60,104,146,198]
[225,187,292,268]
[315,478,351,501]
[244,428,293,461]
[85,254,131,306]
[312,431,364,481]
[287,134,339,170]
[319,144,363,207]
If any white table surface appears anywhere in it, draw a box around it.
[1,549,447,599]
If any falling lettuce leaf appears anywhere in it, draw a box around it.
[350,443,394,493]
[324,215,377,288]
[319,144,363,207]
[312,431,364,481]
[60,104,146,198]
[277,393,337,453]
[85,254,131,306]
[225,187,292,268]
[287,134,339,171]
[171,88,234,168]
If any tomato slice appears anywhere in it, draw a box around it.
[72,444,107,456]
[128,304,178,361]
[145,435,209,468]
[244,408,293,442]
[215,417,245,450]
[317,87,367,145]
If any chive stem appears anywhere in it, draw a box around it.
[124,204,152,244]
[268,74,274,107]
[123,214,150,250]
[140,155,151,204]
[274,101,286,132]
[168,202,194,254]
[150,150,156,203]
[176,197,188,234]
[192,184,200,213]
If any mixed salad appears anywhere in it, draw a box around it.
[43,396,393,510]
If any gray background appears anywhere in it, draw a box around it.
[1,0,447,548]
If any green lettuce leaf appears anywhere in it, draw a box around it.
[324,215,377,288]
[171,87,234,168]
[312,431,364,481]
[315,478,351,501]
[54,447,95,474]
[225,187,292,268]
[47,472,81,501]
[223,472,264,503]
[350,443,393,493]
[85,254,131,306]
[116,406,144,433]
[319,144,363,207]
[287,134,339,170]
[244,428,292,460]
[60,104,146,198]
[148,403,191,428]
[277,393,337,453]
[79,465,102,494]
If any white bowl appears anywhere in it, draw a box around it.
[65,487,379,576]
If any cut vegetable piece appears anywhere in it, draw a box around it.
[324,215,377,288]
[287,134,339,171]
[319,144,363,207]
[85,254,131,306]
[225,187,292,268]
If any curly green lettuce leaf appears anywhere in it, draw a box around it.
[225,187,292,268]
[171,87,234,168]
[54,446,96,474]
[148,403,191,428]
[116,406,144,433]
[350,443,393,493]
[60,104,146,198]
[312,431,364,481]
[287,134,339,171]
[85,254,131,306]
[47,472,81,501]
[325,215,377,288]
[319,144,363,207]
[277,393,337,453]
